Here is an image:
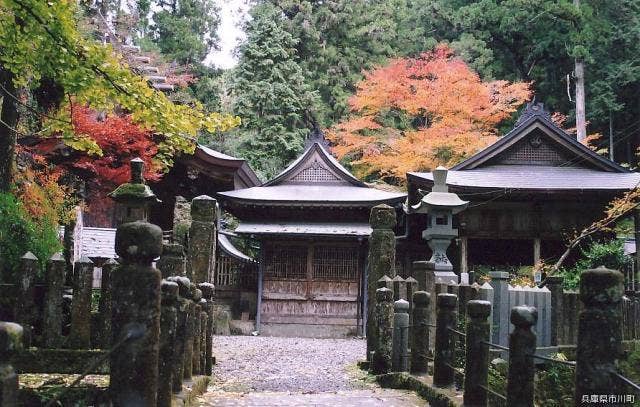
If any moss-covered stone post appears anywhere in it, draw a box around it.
[69,255,93,349]
[157,243,186,278]
[43,253,65,348]
[433,293,457,388]
[392,299,409,372]
[199,299,207,374]
[371,287,394,374]
[546,275,564,346]
[183,286,196,380]
[199,282,215,375]
[187,196,217,284]
[191,288,202,375]
[410,291,430,374]
[506,305,537,407]
[97,258,117,348]
[574,267,625,404]
[110,221,162,406]
[16,252,38,346]
[172,196,191,247]
[367,204,397,360]
[0,322,22,407]
[167,276,190,392]
[158,280,178,407]
[412,261,431,291]
[463,300,491,406]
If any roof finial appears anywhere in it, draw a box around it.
[305,122,330,149]
[516,97,551,127]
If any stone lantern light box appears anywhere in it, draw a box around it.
[108,158,161,225]
[408,166,469,272]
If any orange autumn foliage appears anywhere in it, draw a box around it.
[327,44,532,183]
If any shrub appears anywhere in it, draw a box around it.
[0,192,62,283]
[560,239,631,290]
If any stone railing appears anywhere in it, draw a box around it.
[366,267,640,406]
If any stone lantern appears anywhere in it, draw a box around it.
[108,158,160,225]
[408,166,468,274]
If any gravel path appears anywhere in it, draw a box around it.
[201,335,426,406]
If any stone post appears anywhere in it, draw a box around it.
[546,275,564,346]
[97,258,117,348]
[167,276,191,392]
[158,280,178,407]
[192,288,202,375]
[199,283,215,375]
[433,293,457,388]
[110,221,163,406]
[199,299,208,374]
[392,299,409,372]
[463,300,491,406]
[43,253,65,348]
[392,275,406,301]
[15,252,38,346]
[412,261,432,291]
[69,256,93,349]
[367,204,397,360]
[489,271,510,346]
[157,243,186,278]
[506,306,537,407]
[187,196,217,284]
[405,277,418,313]
[574,268,625,404]
[410,291,430,374]
[377,275,393,290]
[172,196,192,247]
[183,288,196,380]
[0,322,22,407]
[370,287,394,374]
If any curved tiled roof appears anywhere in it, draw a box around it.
[409,165,640,191]
[219,184,405,205]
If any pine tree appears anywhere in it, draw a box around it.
[231,3,319,179]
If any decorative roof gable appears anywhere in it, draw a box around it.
[452,102,628,173]
[264,132,366,187]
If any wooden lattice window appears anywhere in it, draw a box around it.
[265,245,307,279]
[215,255,238,287]
[291,161,340,182]
[496,134,568,165]
[312,245,358,280]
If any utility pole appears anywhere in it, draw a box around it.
[574,0,587,142]
[609,110,614,161]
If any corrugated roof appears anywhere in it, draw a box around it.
[81,227,116,259]
[234,222,372,236]
[218,234,254,262]
[219,184,405,205]
[410,165,640,191]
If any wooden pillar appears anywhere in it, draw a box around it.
[634,209,640,291]
[459,236,468,273]
[533,237,541,266]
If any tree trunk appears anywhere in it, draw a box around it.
[574,0,587,142]
[0,68,18,192]
[575,59,586,142]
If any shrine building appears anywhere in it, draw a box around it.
[404,102,640,274]
[218,133,405,337]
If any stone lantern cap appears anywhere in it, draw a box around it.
[108,158,161,204]
[409,167,468,214]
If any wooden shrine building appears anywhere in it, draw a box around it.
[218,134,405,337]
[405,102,640,273]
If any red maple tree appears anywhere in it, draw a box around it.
[327,44,532,183]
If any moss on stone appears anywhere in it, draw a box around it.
[376,372,460,407]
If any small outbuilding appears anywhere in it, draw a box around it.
[218,133,405,337]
